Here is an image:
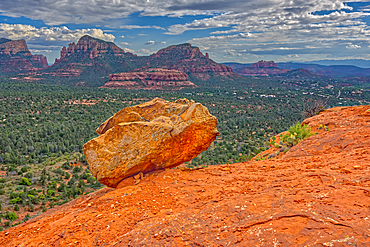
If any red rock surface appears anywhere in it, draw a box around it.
[101,68,196,90]
[1,105,370,246]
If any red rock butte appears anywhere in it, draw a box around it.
[0,38,48,73]
[1,105,370,246]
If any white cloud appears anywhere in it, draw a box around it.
[29,49,52,53]
[119,25,165,30]
[145,40,156,45]
[346,44,361,49]
[119,42,131,46]
[192,33,251,41]
[124,47,135,53]
[0,23,115,42]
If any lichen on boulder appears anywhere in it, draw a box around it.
[83,98,219,188]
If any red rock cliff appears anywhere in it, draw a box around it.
[0,39,31,56]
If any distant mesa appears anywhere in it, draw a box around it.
[251,60,277,68]
[234,60,289,76]
[101,68,196,90]
[276,68,327,79]
[83,97,219,188]
[0,38,48,74]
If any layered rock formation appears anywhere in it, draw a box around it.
[83,98,219,188]
[55,35,124,63]
[234,60,289,76]
[0,38,48,73]
[101,68,196,90]
[1,105,370,246]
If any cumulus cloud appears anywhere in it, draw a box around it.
[119,42,131,46]
[346,44,361,49]
[0,23,115,42]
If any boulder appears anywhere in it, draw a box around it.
[83,98,219,188]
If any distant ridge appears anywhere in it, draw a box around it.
[223,61,370,78]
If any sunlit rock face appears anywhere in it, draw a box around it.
[83,98,219,188]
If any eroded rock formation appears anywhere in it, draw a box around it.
[101,68,196,90]
[55,35,124,63]
[83,98,219,187]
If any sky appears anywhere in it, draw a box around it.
[1,0,370,65]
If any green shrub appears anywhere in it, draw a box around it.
[282,123,316,146]
[19,177,32,186]
[10,197,22,204]
[5,212,17,221]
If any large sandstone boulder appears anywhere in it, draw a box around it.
[83,98,219,188]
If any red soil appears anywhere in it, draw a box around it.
[1,105,370,246]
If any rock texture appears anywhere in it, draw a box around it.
[83,98,219,188]
[0,38,48,73]
[2,106,370,246]
[101,68,196,90]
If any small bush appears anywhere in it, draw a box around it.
[303,100,326,118]
[282,123,316,146]
[19,177,32,186]
[5,212,17,221]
